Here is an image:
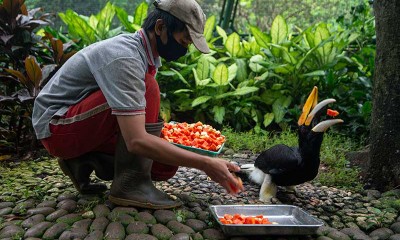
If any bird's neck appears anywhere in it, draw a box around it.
[300,143,322,167]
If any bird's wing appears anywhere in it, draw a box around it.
[254,144,302,174]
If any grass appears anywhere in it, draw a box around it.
[222,126,363,191]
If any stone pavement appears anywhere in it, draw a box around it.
[1,153,400,240]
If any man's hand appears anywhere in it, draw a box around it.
[202,158,244,194]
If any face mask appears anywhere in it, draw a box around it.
[156,31,187,62]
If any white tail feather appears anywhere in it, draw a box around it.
[249,168,266,185]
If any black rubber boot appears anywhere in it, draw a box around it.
[147,121,179,181]
[90,152,114,181]
[109,128,182,209]
[57,153,108,194]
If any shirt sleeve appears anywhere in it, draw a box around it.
[94,56,147,115]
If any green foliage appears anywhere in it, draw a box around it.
[156,12,372,138]
[0,0,76,154]
[234,0,369,34]
[56,1,150,47]
[0,0,50,70]
[58,2,122,47]
[115,1,148,33]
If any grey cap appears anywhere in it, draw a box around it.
[154,0,211,53]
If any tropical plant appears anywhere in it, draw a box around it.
[0,0,76,154]
[58,2,121,47]
[115,1,148,33]
[0,0,51,70]
[157,14,368,135]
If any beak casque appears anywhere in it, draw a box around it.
[298,86,318,126]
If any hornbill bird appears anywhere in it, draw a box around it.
[240,86,343,203]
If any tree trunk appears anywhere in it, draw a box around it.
[367,0,400,191]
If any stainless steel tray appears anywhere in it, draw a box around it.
[209,204,324,236]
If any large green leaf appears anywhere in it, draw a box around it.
[228,63,237,82]
[216,26,228,44]
[272,99,285,123]
[269,43,297,64]
[314,23,330,45]
[160,99,171,122]
[314,23,333,65]
[232,86,259,96]
[192,96,212,107]
[170,69,190,87]
[204,16,216,41]
[263,113,274,127]
[251,108,259,123]
[212,106,225,124]
[249,55,265,73]
[115,6,135,32]
[133,2,148,26]
[295,35,334,70]
[198,79,211,86]
[300,70,326,78]
[225,32,241,57]
[212,63,229,85]
[59,10,96,45]
[271,15,288,44]
[96,2,115,39]
[196,56,210,80]
[250,25,270,48]
[89,15,98,30]
[174,89,193,94]
[158,70,176,76]
[305,29,315,48]
[250,37,261,54]
[236,59,248,82]
[192,68,211,86]
[348,33,360,45]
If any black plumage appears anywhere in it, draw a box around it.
[254,125,324,186]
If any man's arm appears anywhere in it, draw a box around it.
[116,114,243,194]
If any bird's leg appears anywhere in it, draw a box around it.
[259,174,277,203]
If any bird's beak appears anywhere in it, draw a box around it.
[298,86,318,126]
[305,98,337,125]
[312,119,344,132]
[297,86,343,130]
